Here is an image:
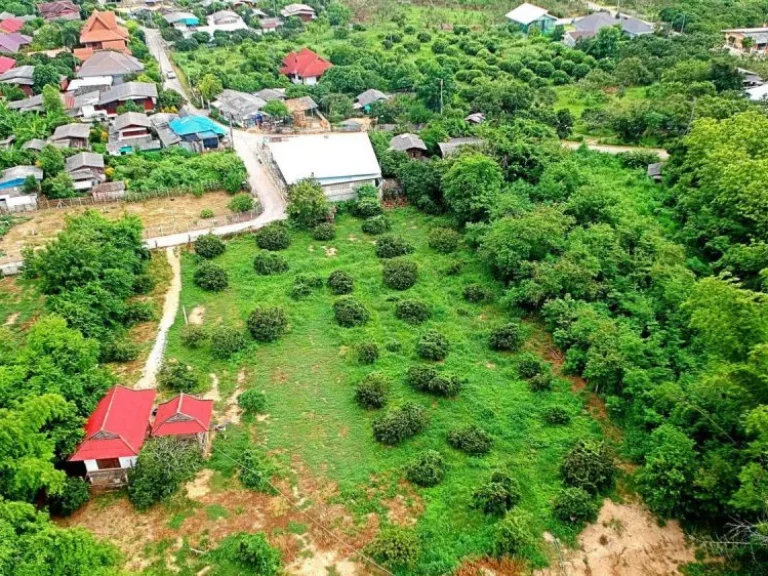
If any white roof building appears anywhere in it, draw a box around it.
[746,84,768,100]
[266,133,382,201]
[505,3,556,31]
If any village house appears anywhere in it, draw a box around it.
[0,55,14,74]
[266,132,382,201]
[49,122,91,148]
[37,1,81,22]
[152,394,214,448]
[163,11,199,32]
[0,165,41,212]
[65,151,105,191]
[0,17,24,33]
[76,10,130,60]
[563,12,653,46]
[76,50,144,85]
[258,17,283,33]
[389,133,427,158]
[212,89,267,127]
[280,47,332,85]
[284,95,318,126]
[0,64,33,95]
[168,115,226,151]
[0,32,32,55]
[108,111,160,154]
[68,386,157,487]
[354,88,389,111]
[97,81,157,115]
[91,180,126,202]
[196,10,248,36]
[21,138,46,152]
[505,3,557,34]
[67,75,113,96]
[280,3,316,22]
[724,27,768,54]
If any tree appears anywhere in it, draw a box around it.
[128,436,201,510]
[32,65,61,94]
[197,73,223,103]
[42,172,76,199]
[42,85,64,115]
[37,144,64,177]
[442,154,503,223]
[286,179,331,228]
[587,25,621,60]
[263,100,288,118]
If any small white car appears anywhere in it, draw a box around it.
[166,70,176,80]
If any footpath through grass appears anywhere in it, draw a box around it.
[167,207,602,572]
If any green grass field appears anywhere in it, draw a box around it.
[166,208,603,572]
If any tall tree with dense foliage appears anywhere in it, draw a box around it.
[442,154,503,223]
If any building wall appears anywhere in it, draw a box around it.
[0,193,37,212]
[321,177,378,202]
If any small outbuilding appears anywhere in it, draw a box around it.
[505,3,556,34]
[354,88,389,111]
[169,115,226,151]
[66,151,105,191]
[50,122,91,148]
[152,394,214,449]
[389,133,427,158]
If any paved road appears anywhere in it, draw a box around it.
[143,27,190,103]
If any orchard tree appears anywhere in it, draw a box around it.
[286,179,331,228]
[197,73,223,103]
[38,144,64,177]
[442,153,503,223]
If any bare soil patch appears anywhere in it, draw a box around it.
[4,312,19,326]
[188,305,205,325]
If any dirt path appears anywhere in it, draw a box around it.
[135,247,181,390]
[562,139,669,160]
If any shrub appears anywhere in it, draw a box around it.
[383,259,418,290]
[287,179,331,229]
[181,324,207,348]
[200,208,214,219]
[361,215,391,235]
[238,388,267,414]
[228,193,254,213]
[472,471,522,516]
[517,353,544,379]
[133,274,155,294]
[417,330,449,361]
[194,234,226,259]
[238,449,272,492]
[312,222,336,240]
[463,283,489,302]
[394,299,430,324]
[448,424,493,455]
[406,365,438,389]
[247,306,288,342]
[406,365,460,396]
[355,373,388,409]
[255,222,290,251]
[101,337,140,363]
[406,450,446,487]
[375,235,415,258]
[491,511,536,558]
[489,323,524,351]
[385,339,401,352]
[194,262,228,291]
[158,360,200,392]
[328,270,354,294]
[234,533,281,574]
[357,341,379,364]
[333,297,369,327]
[128,437,201,510]
[529,371,554,392]
[372,402,428,445]
[49,477,90,516]
[124,302,154,325]
[353,197,383,218]
[253,251,289,275]
[210,325,246,358]
[428,228,461,253]
[291,274,322,299]
[561,440,615,493]
[553,487,598,523]
[445,260,463,276]
[542,405,571,425]
[366,527,420,570]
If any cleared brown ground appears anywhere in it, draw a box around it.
[0,191,236,263]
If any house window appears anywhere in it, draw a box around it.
[97,458,121,469]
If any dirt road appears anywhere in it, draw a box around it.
[563,139,669,160]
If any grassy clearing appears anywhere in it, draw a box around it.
[167,207,602,572]
[0,276,44,330]
[554,85,650,140]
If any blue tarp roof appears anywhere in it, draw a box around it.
[169,116,226,138]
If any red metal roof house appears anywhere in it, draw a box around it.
[279,47,331,86]
[38,1,81,22]
[152,393,213,448]
[69,386,156,487]
[0,56,15,74]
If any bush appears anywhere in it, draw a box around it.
[445,260,463,275]
[472,471,522,516]
[158,360,200,392]
[124,302,154,325]
[234,533,281,574]
[553,487,598,523]
[417,330,449,361]
[395,299,430,324]
[529,371,554,392]
[200,208,214,219]
[463,283,489,302]
[491,511,536,558]
[375,235,415,258]
[49,477,90,516]
[247,306,288,342]
[428,228,461,253]
[542,405,571,425]
[228,193,254,213]
[355,373,388,409]
[128,437,201,510]
[313,222,336,240]
[405,365,460,396]
[287,179,331,229]
[238,449,272,492]
[357,341,379,364]
[366,527,420,570]
[448,424,493,455]
[362,215,391,235]
[194,262,228,291]
[372,402,429,445]
[194,234,226,259]
[561,440,615,493]
[181,324,207,348]
[238,388,267,414]
[406,450,446,487]
[328,270,354,294]
[291,274,322,300]
[133,274,155,294]
[489,323,524,351]
[101,337,140,363]
[353,197,383,218]
[333,297,369,327]
[517,353,544,379]
[210,325,246,358]
[255,222,291,251]
[383,259,418,290]
[253,251,289,275]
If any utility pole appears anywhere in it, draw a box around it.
[680,12,686,34]
[439,78,444,115]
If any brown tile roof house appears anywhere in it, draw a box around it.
[76,50,143,82]
[38,1,80,21]
[80,10,129,49]
[50,123,91,148]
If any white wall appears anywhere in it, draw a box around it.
[83,456,137,471]
[321,178,378,202]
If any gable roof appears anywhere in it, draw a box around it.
[0,33,32,54]
[0,56,14,74]
[52,122,91,140]
[505,3,551,25]
[279,47,332,79]
[285,95,317,113]
[0,64,33,85]
[66,151,104,171]
[38,1,80,20]
[77,50,143,77]
[69,386,157,461]
[152,394,214,436]
[354,88,388,109]
[438,137,484,157]
[164,12,199,25]
[213,89,267,121]
[574,12,653,35]
[169,115,226,137]
[0,17,24,33]
[114,110,151,130]
[80,10,129,44]
[254,87,285,102]
[281,3,315,17]
[389,133,427,152]
[98,81,157,104]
